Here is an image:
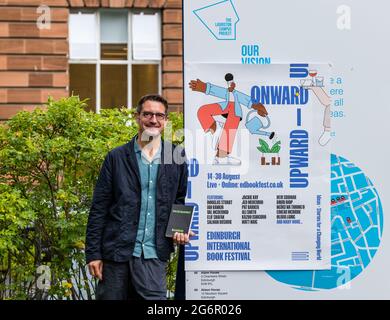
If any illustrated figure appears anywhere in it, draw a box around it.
[86,94,193,300]
[189,73,274,165]
[301,71,331,146]
[308,86,331,146]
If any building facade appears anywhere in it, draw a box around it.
[0,0,183,120]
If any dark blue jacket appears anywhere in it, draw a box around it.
[85,136,188,263]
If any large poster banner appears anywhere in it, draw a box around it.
[184,0,390,299]
[185,62,330,270]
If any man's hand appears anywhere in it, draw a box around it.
[88,260,103,281]
[173,230,196,245]
[252,102,268,117]
[189,79,207,93]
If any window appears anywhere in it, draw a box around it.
[69,10,161,113]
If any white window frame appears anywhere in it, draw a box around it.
[69,9,162,113]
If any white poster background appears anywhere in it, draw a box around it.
[184,0,390,299]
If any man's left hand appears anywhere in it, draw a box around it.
[173,230,195,245]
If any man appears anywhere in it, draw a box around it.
[86,94,192,300]
[190,73,273,165]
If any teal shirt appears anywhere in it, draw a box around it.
[133,140,161,259]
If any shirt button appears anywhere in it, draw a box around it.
[149,196,152,199]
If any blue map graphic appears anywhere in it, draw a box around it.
[267,154,383,290]
[193,0,240,40]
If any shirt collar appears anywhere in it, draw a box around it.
[134,135,162,162]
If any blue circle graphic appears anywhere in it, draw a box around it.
[266,154,384,290]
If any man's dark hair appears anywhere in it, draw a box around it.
[136,94,169,114]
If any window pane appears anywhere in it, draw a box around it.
[101,43,128,60]
[69,12,97,59]
[101,64,127,109]
[69,64,96,112]
[132,64,159,108]
[100,10,128,44]
[132,13,161,60]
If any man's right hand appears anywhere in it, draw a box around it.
[88,260,103,281]
[189,79,207,93]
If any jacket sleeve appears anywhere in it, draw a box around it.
[85,152,113,264]
[205,82,228,100]
[236,89,252,109]
[174,148,189,205]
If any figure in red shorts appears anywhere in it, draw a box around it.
[189,73,272,165]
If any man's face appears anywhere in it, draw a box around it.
[136,100,168,139]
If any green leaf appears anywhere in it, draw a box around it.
[258,139,271,153]
[270,141,281,153]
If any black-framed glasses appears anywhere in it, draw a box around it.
[140,111,167,121]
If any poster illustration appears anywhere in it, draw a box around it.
[184,63,330,270]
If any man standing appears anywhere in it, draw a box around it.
[86,94,191,300]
